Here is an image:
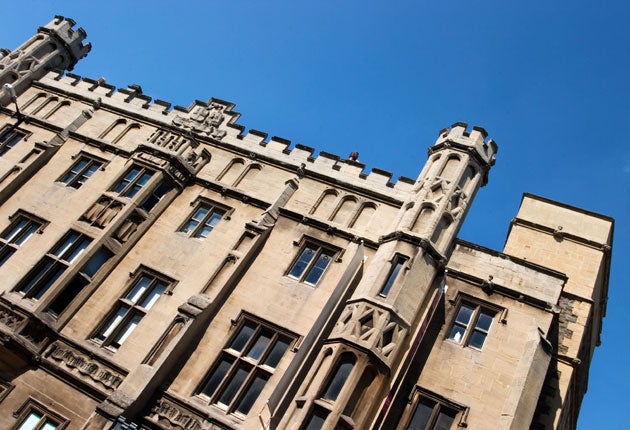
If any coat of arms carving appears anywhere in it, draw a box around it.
[172,103,227,140]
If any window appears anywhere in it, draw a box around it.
[288,241,336,285]
[448,302,495,350]
[111,165,154,198]
[139,180,172,212]
[94,270,172,349]
[0,212,44,267]
[198,316,295,417]
[13,398,68,430]
[321,353,355,402]
[16,231,91,300]
[58,155,103,189]
[379,255,407,297]
[179,203,226,238]
[0,126,25,156]
[407,396,457,430]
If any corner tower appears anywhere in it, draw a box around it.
[0,16,90,105]
[274,123,497,429]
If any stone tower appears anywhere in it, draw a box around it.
[274,124,497,429]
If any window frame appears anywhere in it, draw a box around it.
[110,164,155,199]
[12,397,69,430]
[287,238,339,286]
[378,254,408,297]
[92,267,175,350]
[403,387,468,430]
[0,125,28,156]
[447,295,501,350]
[196,313,296,418]
[0,211,46,267]
[57,153,105,189]
[15,230,92,301]
[178,199,230,238]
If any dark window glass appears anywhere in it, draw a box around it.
[0,213,43,267]
[59,156,102,188]
[448,302,495,350]
[0,126,25,156]
[140,180,172,212]
[180,203,226,238]
[407,393,459,430]
[322,354,355,402]
[288,242,336,286]
[380,255,406,297]
[303,407,328,430]
[112,166,154,198]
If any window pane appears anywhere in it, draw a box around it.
[407,397,435,430]
[246,330,272,360]
[81,247,113,277]
[218,362,252,407]
[4,219,28,242]
[303,407,328,430]
[0,246,15,266]
[53,231,80,258]
[47,274,88,316]
[13,223,39,246]
[17,412,42,430]
[18,259,54,294]
[469,330,487,349]
[234,371,269,415]
[434,407,457,430]
[448,325,466,344]
[263,337,290,368]
[380,258,404,296]
[304,251,332,285]
[140,281,165,309]
[114,168,140,193]
[126,275,152,303]
[454,304,474,325]
[229,323,256,352]
[32,264,65,300]
[476,311,493,331]
[200,356,234,398]
[41,421,58,430]
[98,306,128,340]
[322,354,355,401]
[288,246,316,279]
[113,312,142,346]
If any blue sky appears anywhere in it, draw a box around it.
[3,1,628,428]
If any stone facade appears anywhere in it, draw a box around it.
[0,17,613,430]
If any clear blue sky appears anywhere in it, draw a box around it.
[3,2,628,428]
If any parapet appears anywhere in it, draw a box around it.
[38,16,91,69]
[435,122,497,166]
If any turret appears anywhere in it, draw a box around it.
[0,16,90,105]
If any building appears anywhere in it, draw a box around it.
[0,17,613,430]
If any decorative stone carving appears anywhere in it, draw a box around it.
[82,196,124,228]
[172,103,227,140]
[148,397,225,430]
[0,306,24,329]
[46,342,125,392]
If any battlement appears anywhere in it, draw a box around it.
[38,16,91,68]
[435,121,497,166]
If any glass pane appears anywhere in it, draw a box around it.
[304,251,332,285]
[41,420,58,430]
[229,322,256,352]
[380,259,404,296]
[454,304,474,325]
[98,306,128,340]
[434,407,457,430]
[469,330,487,349]
[53,231,80,257]
[218,362,252,407]
[303,407,328,430]
[246,330,272,360]
[263,337,290,368]
[476,311,493,331]
[13,223,39,246]
[193,206,209,221]
[4,219,28,242]
[181,219,198,234]
[47,275,88,315]
[140,282,165,309]
[322,354,355,401]
[407,397,435,430]
[17,412,42,430]
[113,312,142,346]
[200,356,234,398]
[114,168,140,193]
[137,172,152,186]
[288,246,316,279]
[448,324,466,344]
[126,275,152,303]
[81,247,113,277]
[19,259,54,294]
[235,371,269,415]
[32,264,65,300]
[65,237,91,263]
[0,246,15,266]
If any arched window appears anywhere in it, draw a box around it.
[321,353,356,402]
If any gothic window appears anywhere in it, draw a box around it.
[0,125,26,156]
[321,353,356,402]
[58,155,103,189]
[179,202,227,238]
[0,211,45,267]
[288,240,337,286]
[139,180,172,213]
[111,165,154,198]
[197,316,295,417]
[403,388,467,430]
[379,255,408,297]
[15,230,92,300]
[94,269,173,349]
[13,397,69,430]
[448,300,497,350]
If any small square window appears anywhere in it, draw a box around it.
[179,202,226,238]
[0,211,45,267]
[403,388,467,430]
[58,155,103,189]
[0,125,26,156]
[288,241,337,286]
[13,397,69,430]
[197,315,295,417]
[448,300,497,350]
[94,269,174,349]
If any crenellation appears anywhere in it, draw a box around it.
[365,167,393,187]
[266,136,291,152]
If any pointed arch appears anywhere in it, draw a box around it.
[349,202,377,230]
[42,100,71,120]
[22,92,47,111]
[426,154,442,178]
[431,214,454,249]
[217,158,245,185]
[111,123,141,144]
[233,163,262,188]
[98,118,127,140]
[439,154,460,179]
[330,195,358,225]
[458,165,477,195]
[412,204,436,234]
[310,189,339,217]
[30,95,58,115]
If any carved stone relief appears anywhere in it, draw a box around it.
[172,103,227,140]
[148,397,226,430]
[0,306,24,330]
